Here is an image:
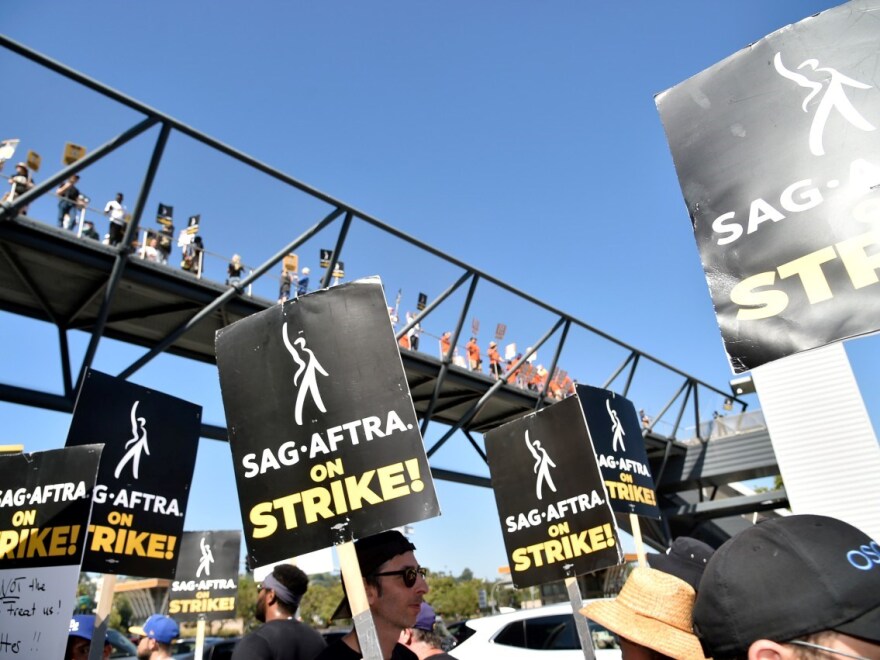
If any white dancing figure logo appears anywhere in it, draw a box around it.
[282,322,329,425]
[606,398,625,452]
[774,52,876,156]
[524,429,557,500]
[114,400,150,480]
[196,536,214,578]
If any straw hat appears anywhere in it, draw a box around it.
[581,567,707,660]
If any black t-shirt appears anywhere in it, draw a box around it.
[315,640,417,660]
[61,184,80,201]
[230,619,326,660]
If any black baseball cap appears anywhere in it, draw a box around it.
[331,530,416,620]
[648,536,714,591]
[693,515,880,658]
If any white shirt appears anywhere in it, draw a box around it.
[104,199,126,224]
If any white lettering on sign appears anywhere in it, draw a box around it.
[0,482,88,507]
[710,159,880,246]
[504,491,605,532]
[240,410,413,479]
[596,454,651,476]
[92,485,182,516]
[171,578,236,592]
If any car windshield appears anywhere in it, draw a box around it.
[105,628,138,657]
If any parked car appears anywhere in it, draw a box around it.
[105,628,139,659]
[172,636,240,660]
[320,628,350,646]
[451,602,621,659]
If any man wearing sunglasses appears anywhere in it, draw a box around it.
[318,530,430,660]
[693,515,880,660]
[232,564,326,660]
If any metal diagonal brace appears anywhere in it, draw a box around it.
[117,206,345,379]
[419,272,479,436]
[602,351,636,391]
[534,318,570,410]
[646,378,690,437]
[427,316,565,458]
[395,271,471,341]
[76,123,171,391]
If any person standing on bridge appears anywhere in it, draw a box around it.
[103,192,126,247]
[232,564,326,660]
[465,337,481,372]
[439,332,451,360]
[487,341,503,379]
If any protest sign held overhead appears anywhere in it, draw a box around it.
[0,445,102,659]
[216,276,440,568]
[485,396,621,589]
[656,0,880,373]
[65,369,202,577]
[576,385,660,520]
[169,531,240,621]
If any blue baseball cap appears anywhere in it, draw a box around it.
[129,614,179,644]
[69,615,95,640]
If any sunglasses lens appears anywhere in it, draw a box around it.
[402,567,427,587]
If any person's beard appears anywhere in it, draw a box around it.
[256,592,267,623]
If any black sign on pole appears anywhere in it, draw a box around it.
[169,531,241,622]
[157,203,174,227]
[0,445,103,659]
[186,214,200,235]
[575,385,661,520]
[656,1,880,373]
[485,396,622,589]
[216,276,440,568]
[319,249,332,268]
[417,293,427,311]
[65,369,202,578]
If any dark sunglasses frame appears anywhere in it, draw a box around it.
[370,566,428,588]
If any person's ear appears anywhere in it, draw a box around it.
[398,628,413,646]
[748,639,791,660]
[364,580,379,606]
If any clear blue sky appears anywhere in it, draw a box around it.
[2,0,877,581]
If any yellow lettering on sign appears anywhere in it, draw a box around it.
[731,229,880,321]
[249,459,425,539]
[603,481,657,506]
[86,524,177,560]
[511,524,616,572]
[0,525,81,560]
[168,597,235,614]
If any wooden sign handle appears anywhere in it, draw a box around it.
[630,513,647,567]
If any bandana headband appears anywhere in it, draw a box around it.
[262,573,301,611]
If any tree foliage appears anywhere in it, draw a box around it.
[299,575,344,628]
[237,573,260,632]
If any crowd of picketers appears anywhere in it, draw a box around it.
[64,517,880,660]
